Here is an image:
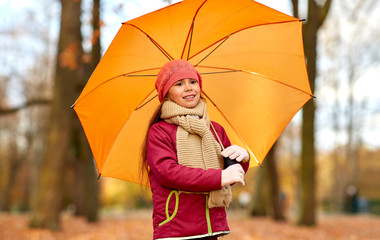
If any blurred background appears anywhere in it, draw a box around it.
[0,0,379,238]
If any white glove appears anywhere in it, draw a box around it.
[221,145,249,162]
[221,164,245,186]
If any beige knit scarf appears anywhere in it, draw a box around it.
[161,99,232,208]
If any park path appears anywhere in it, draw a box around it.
[1,210,379,240]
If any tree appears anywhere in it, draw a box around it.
[320,18,344,211]
[1,0,102,224]
[0,1,55,213]
[339,0,379,186]
[0,119,32,211]
[320,0,380,211]
[71,0,101,222]
[290,0,332,226]
[251,164,270,216]
[29,0,83,229]
[251,144,285,221]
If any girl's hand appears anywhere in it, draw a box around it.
[221,164,245,186]
[221,145,249,162]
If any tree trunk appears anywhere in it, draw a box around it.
[71,0,101,222]
[0,158,20,211]
[250,166,268,216]
[266,143,285,221]
[0,131,34,211]
[295,0,332,226]
[83,0,101,223]
[299,98,316,225]
[72,122,99,222]
[298,1,318,226]
[251,144,285,221]
[29,0,83,230]
[91,0,101,71]
[346,63,361,185]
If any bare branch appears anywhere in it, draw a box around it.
[318,0,333,27]
[0,99,51,116]
[291,0,299,18]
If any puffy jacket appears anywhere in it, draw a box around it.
[146,121,250,240]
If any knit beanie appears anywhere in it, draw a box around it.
[155,59,202,102]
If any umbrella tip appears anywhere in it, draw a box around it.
[312,95,317,99]
[70,104,75,109]
[97,173,101,180]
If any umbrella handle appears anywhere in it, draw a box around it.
[210,122,225,151]
[211,122,239,169]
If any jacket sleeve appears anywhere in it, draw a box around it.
[212,121,250,173]
[147,123,222,192]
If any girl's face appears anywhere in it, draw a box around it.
[167,78,201,108]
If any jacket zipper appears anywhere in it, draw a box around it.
[205,195,212,235]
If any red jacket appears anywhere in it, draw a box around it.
[146,121,250,240]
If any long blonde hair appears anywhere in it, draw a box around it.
[139,101,165,186]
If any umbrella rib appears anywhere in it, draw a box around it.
[135,92,158,110]
[194,35,230,67]
[180,0,208,60]
[198,66,313,98]
[248,70,314,98]
[124,23,173,61]
[71,67,161,108]
[188,19,301,61]
[186,22,195,60]
[201,70,241,75]
[202,91,261,166]
[127,74,157,77]
[148,37,172,61]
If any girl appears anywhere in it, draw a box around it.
[142,59,250,240]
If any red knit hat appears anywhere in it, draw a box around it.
[155,59,202,102]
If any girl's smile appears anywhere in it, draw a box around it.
[167,78,201,108]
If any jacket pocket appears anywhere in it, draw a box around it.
[159,190,179,226]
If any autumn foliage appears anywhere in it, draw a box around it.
[1,210,380,240]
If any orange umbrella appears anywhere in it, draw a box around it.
[72,0,312,185]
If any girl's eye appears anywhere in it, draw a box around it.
[175,82,183,86]
[190,80,197,84]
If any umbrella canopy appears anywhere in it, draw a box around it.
[72,0,312,184]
